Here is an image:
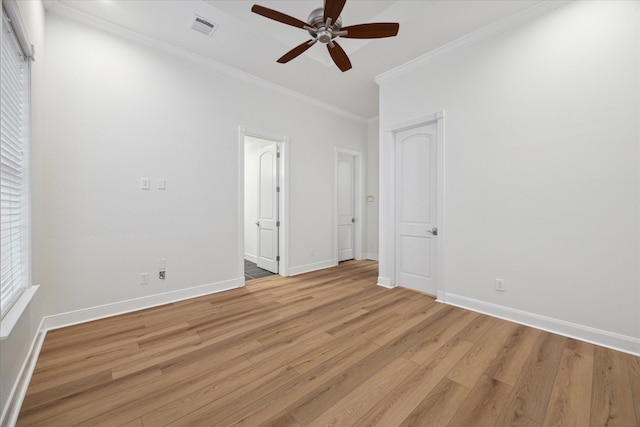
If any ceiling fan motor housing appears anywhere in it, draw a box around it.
[307,7,342,43]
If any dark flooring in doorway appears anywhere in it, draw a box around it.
[244,259,276,281]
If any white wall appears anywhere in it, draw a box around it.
[1,1,47,423]
[365,118,379,260]
[378,1,640,348]
[39,12,367,317]
[243,136,272,262]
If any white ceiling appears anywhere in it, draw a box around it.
[49,0,544,119]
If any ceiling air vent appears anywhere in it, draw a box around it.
[191,14,218,37]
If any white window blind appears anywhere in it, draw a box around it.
[1,8,30,319]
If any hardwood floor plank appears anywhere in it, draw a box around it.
[566,337,596,357]
[370,300,446,347]
[158,337,262,376]
[254,411,301,427]
[110,330,202,379]
[453,314,503,343]
[352,337,474,426]
[505,332,567,423]
[288,329,426,425]
[404,307,478,365]
[485,324,542,386]
[139,347,315,426]
[398,377,471,427]
[446,320,517,389]
[495,407,542,426]
[543,347,594,427]
[629,373,640,427]
[447,374,512,426]
[246,330,336,365]
[288,329,378,375]
[17,366,163,426]
[230,339,382,427]
[25,342,139,393]
[590,346,637,426]
[19,369,112,412]
[119,417,143,427]
[16,260,640,427]
[161,365,300,427]
[305,356,417,427]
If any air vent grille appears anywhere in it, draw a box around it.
[192,14,217,37]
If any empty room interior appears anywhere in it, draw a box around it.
[1,0,639,425]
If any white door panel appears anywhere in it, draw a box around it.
[257,143,278,273]
[337,154,355,262]
[395,124,438,294]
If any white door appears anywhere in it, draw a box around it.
[395,123,438,294]
[257,143,279,273]
[337,154,355,262]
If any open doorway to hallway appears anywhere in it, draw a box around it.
[240,128,288,282]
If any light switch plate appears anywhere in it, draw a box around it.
[140,177,150,190]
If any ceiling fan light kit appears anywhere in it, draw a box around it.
[251,0,399,72]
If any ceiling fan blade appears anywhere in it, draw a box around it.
[327,41,352,72]
[341,23,400,39]
[251,5,308,29]
[324,0,347,24]
[277,40,316,63]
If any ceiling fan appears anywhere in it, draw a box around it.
[251,0,399,72]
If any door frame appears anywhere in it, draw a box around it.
[334,148,363,263]
[378,111,445,301]
[238,126,289,281]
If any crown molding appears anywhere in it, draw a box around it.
[375,0,572,85]
[47,3,368,124]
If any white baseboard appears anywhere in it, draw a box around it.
[43,278,244,331]
[287,259,337,276]
[1,318,47,427]
[377,276,395,289]
[244,253,257,263]
[444,292,640,357]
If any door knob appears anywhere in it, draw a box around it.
[428,227,438,236]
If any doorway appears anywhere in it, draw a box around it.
[378,112,444,298]
[394,123,438,295]
[337,153,355,261]
[238,127,288,282]
[335,148,363,263]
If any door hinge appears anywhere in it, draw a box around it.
[276,221,280,227]
[351,218,355,223]
[276,186,280,192]
[277,152,281,158]
[276,256,280,262]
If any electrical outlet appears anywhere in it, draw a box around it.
[140,273,149,285]
[159,270,166,280]
[495,279,505,292]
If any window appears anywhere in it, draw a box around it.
[1,5,31,320]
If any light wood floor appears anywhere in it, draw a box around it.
[18,260,640,426]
